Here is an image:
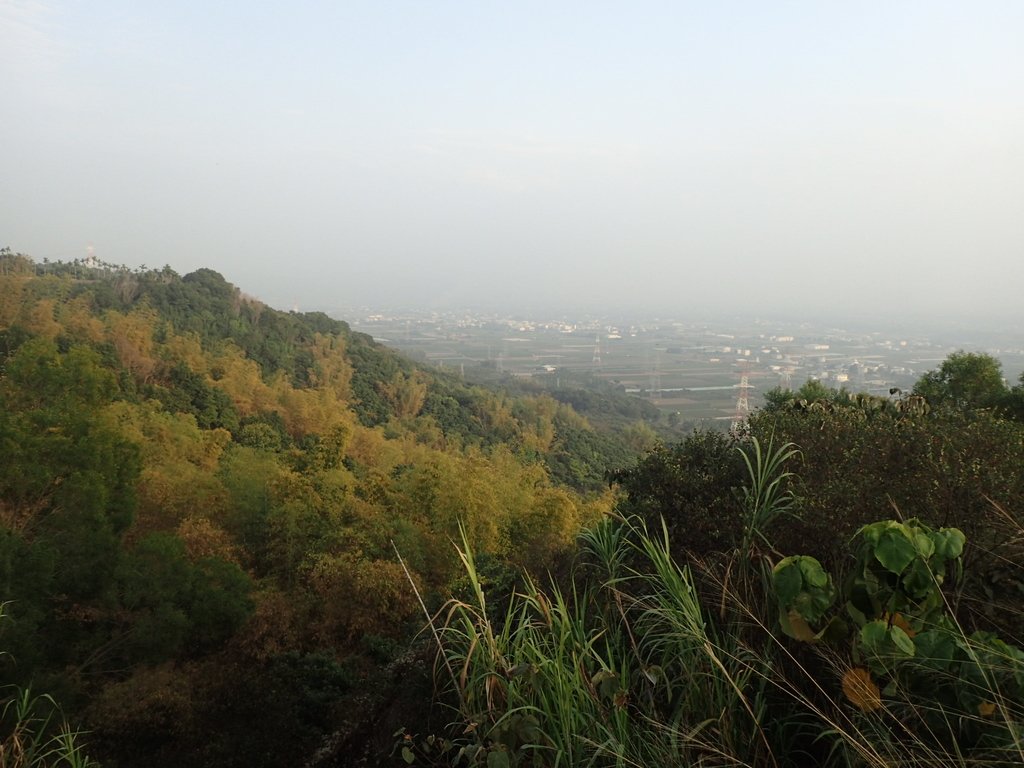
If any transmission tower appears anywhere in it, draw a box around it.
[780,366,793,390]
[731,359,753,432]
[648,345,662,397]
[592,335,602,369]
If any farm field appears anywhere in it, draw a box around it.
[346,312,967,424]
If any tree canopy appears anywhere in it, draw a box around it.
[913,350,1008,411]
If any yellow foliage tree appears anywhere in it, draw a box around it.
[518,394,558,453]
[271,374,354,439]
[104,401,231,535]
[0,276,27,328]
[507,487,581,573]
[59,295,106,343]
[209,345,276,418]
[24,298,62,339]
[105,308,160,385]
[176,516,239,564]
[161,330,208,375]
[234,587,300,661]
[379,371,429,418]
[482,392,520,441]
[305,554,420,646]
[307,332,353,400]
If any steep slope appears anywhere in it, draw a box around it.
[0,250,654,767]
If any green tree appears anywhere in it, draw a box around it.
[0,339,141,676]
[913,350,1007,411]
[761,379,851,412]
[117,533,252,661]
[610,429,745,558]
[1000,371,1024,422]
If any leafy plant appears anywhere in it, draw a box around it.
[848,520,963,622]
[736,436,800,558]
[772,555,842,642]
[773,518,1024,761]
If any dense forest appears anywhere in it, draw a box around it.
[2,249,1023,767]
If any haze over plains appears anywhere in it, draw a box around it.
[2,2,1022,323]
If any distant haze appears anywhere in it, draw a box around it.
[2,2,1022,323]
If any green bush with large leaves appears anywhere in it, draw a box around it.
[774,517,1023,760]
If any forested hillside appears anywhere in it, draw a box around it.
[0,250,647,767]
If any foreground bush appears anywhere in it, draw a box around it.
[422,440,1024,767]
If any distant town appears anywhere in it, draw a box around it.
[338,309,1024,426]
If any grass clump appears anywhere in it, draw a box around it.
[0,605,96,768]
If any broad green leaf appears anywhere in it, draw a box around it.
[901,559,935,598]
[792,588,833,623]
[913,629,956,671]
[911,531,934,559]
[874,530,917,574]
[860,620,889,654]
[846,600,868,628]
[773,557,803,604]
[889,625,916,656]
[859,522,885,547]
[798,556,830,588]
[933,528,965,559]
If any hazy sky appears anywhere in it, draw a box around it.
[2,2,1022,321]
